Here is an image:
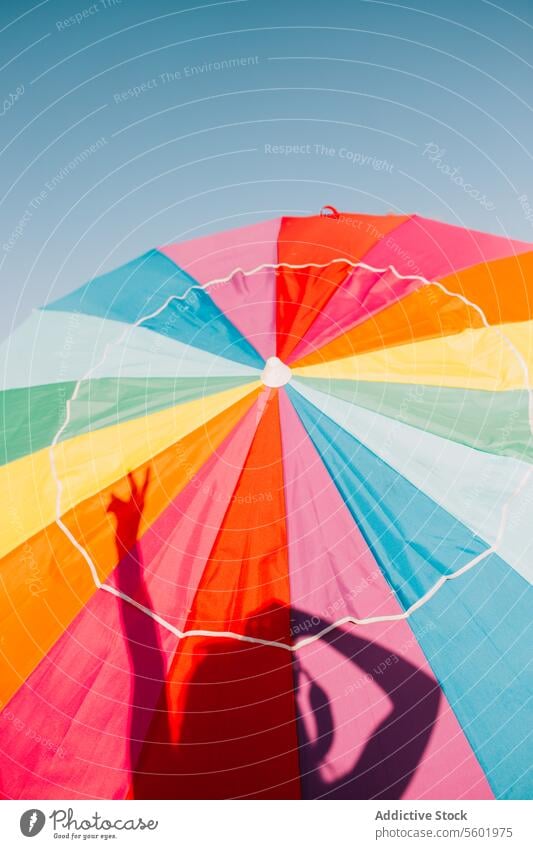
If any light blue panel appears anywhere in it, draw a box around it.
[292,379,533,584]
[409,559,533,799]
[0,311,260,389]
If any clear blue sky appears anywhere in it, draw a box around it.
[1,0,532,339]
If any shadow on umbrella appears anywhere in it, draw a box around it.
[116,579,440,799]
[107,468,172,797]
[290,610,441,799]
[106,478,440,800]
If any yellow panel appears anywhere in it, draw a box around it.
[0,386,262,709]
[0,382,261,559]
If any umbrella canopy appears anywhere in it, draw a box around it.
[1,209,532,800]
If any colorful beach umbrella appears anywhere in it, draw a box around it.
[1,208,532,800]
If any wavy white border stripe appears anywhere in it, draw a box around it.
[48,259,533,652]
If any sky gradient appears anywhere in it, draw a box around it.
[1,0,532,339]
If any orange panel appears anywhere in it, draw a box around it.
[293,284,479,364]
[276,213,408,361]
[438,249,533,322]
[132,392,301,799]
[0,389,260,707]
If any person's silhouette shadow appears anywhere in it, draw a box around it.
[130,600,440,799]
[107,468,171,796]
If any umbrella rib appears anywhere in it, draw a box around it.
[47,263,533,651]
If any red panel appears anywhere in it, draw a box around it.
[131,392,301,799]
[275,212,407,361]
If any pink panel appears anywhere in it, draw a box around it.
[290,215,533,363]
[160,219,282,362]
[295,630,494,800]
[0,400,263,800]
[0,592,177,800]
[363,214,533,279]
[279,391,493,799]
[279,388,399,624]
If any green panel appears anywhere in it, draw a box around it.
[297,377,533,463]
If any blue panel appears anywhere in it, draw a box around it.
[409,560,533,799]
[45,250,264,369]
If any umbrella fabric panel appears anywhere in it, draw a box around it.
[278,391,492,799]
[0,400,262,799]
[291,381,533,584]
[287,385,492,609]
[131,392,301,799]
[103,397,267,629]
[201,266,277,362]
[288,221,533,366]
[44,250,264,369]
[0,390,260,710]
[0,588,178,801]
[297,378,533,463]
[1,380,76,465]
[168,391,289,640]
[294,628,493,800]
[130,635,301,800]
[278,389,400,630]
